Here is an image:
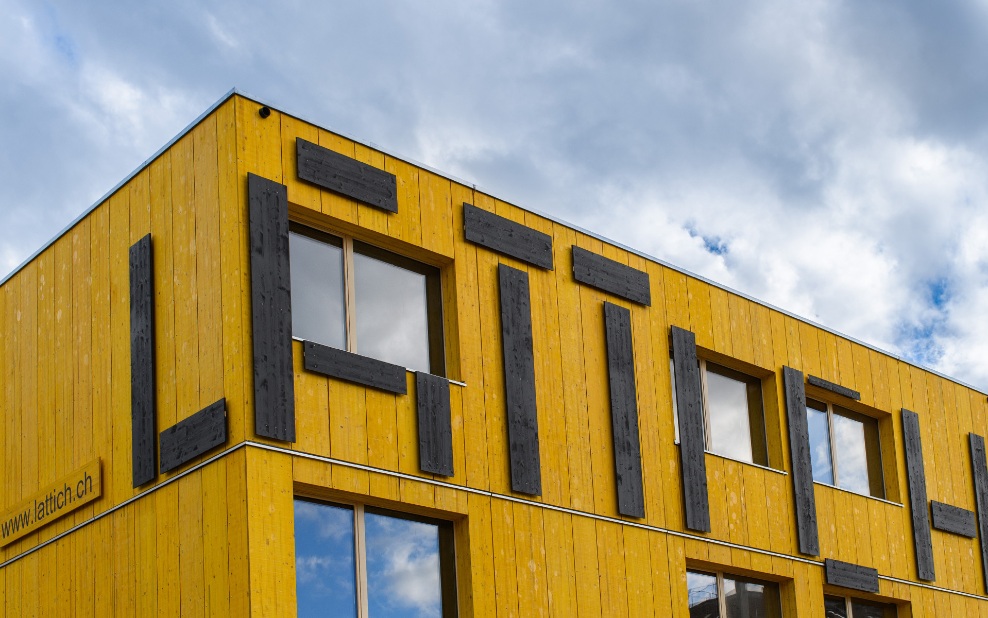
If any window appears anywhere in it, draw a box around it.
[824,594,897,617]
[289,224,445,375]
[671,358,769,466]
[294,498,457,618]
[806,399,884,499]
[687,569,782,618]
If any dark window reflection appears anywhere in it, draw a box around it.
[851,599,893,618]
[687,570,720,618]
[294,500,357,618]
[365,511,443,618]
[807,399,834,485]
[290,229,346,349]
[825,595,896,618]
[825,595,848,618]
[353,250,432,373]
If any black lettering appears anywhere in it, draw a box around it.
[56,492,65,509]
[77,479,85,498]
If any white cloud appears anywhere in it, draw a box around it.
[365,516,442,617]
[3,0,988,389]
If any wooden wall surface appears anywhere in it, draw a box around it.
[1,93,987,616]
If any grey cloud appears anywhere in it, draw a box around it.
[3,0,988,386]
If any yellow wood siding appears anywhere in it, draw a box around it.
[0,92,986,615]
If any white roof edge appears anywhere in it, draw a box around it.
[5,87,984,396]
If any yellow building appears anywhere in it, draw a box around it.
[1,90,986,617]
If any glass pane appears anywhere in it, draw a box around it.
[724,575,781,618]
[832,411,872,495]
[354,251,431,373]
[365,511,443,618]
[825,595,849,618]
[290,231,346,349]
[807,399,834,485]
[294,500,357,618]
[851,599,893,618]
[687,570,720,618]
[705,364,755,463]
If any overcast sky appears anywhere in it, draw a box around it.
[3,1,988,390]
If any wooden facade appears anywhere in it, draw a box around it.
[1,91,987,616]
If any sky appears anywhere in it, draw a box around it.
[2,1,988,389]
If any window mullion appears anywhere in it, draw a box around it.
[354,504,369,618]
[828,403,840,487]
[717,571,727,617]
[699,359,712,451]
[343,236,357,353]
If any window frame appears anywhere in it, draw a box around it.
[289,222,446,376]
[294,496,458,618]
[686,567,783,617]
[670,357,772,468]
[806,397,886,500]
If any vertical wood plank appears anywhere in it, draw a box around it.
[248,173,296,441]
[498,263,542,495]
[415,372,454,476]
[670,326,709,532]
[970,433,988,593]
[130,234,156,486]
[603,302,645,518]
[903,408,936,581]
[783,365,819,555]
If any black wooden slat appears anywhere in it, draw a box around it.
[303,341,408,394]
[462,203,554,270]
[824,559,880,594]
[902,408,935,581]
[416,372,454,477]
[130,233,156,487]
[498,264,542,496]
[248,173,296,442]
[784,365,820,556]
[572,246,651,306]
[670,326,709,532]
[159,399,228,474]
[970,433,988,592]
[296,137,398,213]
[604,302,645,518]
[931,501,977,538]
[806,375,861,401]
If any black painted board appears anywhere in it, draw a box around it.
[130,233,156,487]
[498,264,542,496]
[248,173,297,442]
[902,408,935,581]
[462,203,553,270]
[970,433,988,592]
[604,302,645,518]
[783,366,820,556]
[416,372,454,477]
[824,559,880,594]
[670,326,709,532]
[303,341,408,395]
[571,246,651,306]
[296,137,398,213]
[931,501,977,538]
[807,375,861,401]
[159,399,228,474]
